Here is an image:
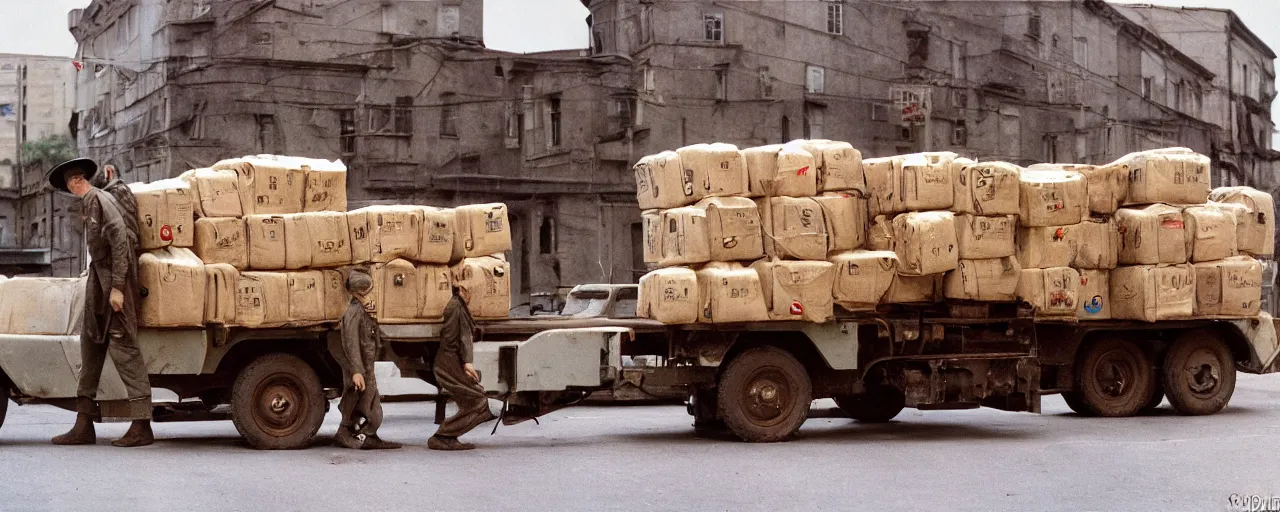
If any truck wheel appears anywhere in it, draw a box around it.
[717,346,811,442]
[1061,391,1096,416]
[1072,338,1155,417]
[834,386,905,423]
[231,353,326,450]
[1162,331,1236,416]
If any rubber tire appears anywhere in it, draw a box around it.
[717,346,811,443]
[1061,391,1096,416]
[1072,338,1155,417]
[231,353,326,450]
[834,386,905,423]
[1162,331,1236,416]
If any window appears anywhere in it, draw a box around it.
[1045,135,1059,163]
[548,96,562,148]
[806,65,825,94]
[759,67,774,99]
[951,42,966,81]
[826,2,843,35]
[189,113,205,140]
[715,69,727,101]
[704,13,723,43]
[630,222,645,280]
[1173,81,1183,110]
[804,103,825,139]
[609,97,634,133]
[592,30,604,55]
[437,5,460,36]
[871,103,889,121]
[539,216,555,254]
[952,89,968,109]
[1073,37,1088,67]
[256,115,277,153]
[338,109,356,155]
[640,6,653,44]
[439,94,458,138]
[781,116,791,142]
[505,101,521,146]
[952,119,968,145]
[643,65,655,92]
[394,96,413,134]
[1027,14,1041,39]
[1141,77,1153,100]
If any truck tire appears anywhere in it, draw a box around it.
[231,353,326,450]
[1072,337,1155,417]
[1162,331,1236,416]
[1061,391,1096,416]
[717,346,811,442]
[834,386,905,423]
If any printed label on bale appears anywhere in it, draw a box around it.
[790,301,804,315]
[160,225,173,242]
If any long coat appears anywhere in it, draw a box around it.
[81,188,139,346]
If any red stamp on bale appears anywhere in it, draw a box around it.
[159,225,174,242]
[797,166,809,176]
[790,301,804,315]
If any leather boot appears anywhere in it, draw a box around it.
[361,435,402,450]
[52,413,97,446]
[333,426,363,449]
[427,435,474,451]
[111,420,154,447]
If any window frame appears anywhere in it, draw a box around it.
[703,13,724,43]
[826,2,843,36]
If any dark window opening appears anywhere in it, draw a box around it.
[338,109,356,155]
[704,13,723,42]
[394,96,414,134]
[1027,14,1041,39]
[539,216,555,254]
[549,96,562,147]
[440,93,458,138]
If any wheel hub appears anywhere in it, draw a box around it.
[741,367,793,427]
[1094,352,1134,399]
[255,374,308,438]
[1184,348,1221,397]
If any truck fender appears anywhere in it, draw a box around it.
[1228,313,1279,374]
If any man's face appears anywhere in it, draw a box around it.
[65,173,91,197]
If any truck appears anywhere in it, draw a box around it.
[2,291,1277,447]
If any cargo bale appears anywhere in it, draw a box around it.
[696,197,764,262]
[678,143,747,198]
[1016,224,1077,269]
[695,265,770,323]
[634,151,692,210]
[1115,204,1188,265]
[892,211,959,276]
[954,161,1020,216]
[943,256,1021,301]
[1077,269,1111,320]
[751,259,835,322]
[955,214,1016,260]
[1208,186,1275,258]
[1183,205,1238,263]
[638,267,699,324]
[194,217,248,269]
[1015,267,1080,318]
[831,250,897,310]
[1110,264,1195,322]
[1193,256,1262,317]
[744,143,818,198]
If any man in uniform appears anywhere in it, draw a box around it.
[48,158,153,448]
[92,162,139,245]
[333,269,401,450]
[429,286,496,451]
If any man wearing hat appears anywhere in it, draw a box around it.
[47,158,154,448]
[429,285,496,451]
[332,268,401,450]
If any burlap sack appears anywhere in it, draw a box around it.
[1115,204,1188,265]
[696,197,764,262]
[955,214,1016,259]
[1193,256,1262,317]
[892,211,959,276]
[1015,267,1080,317]
[750,259,835,322]
[954,161,1020,216]
[679,143,747,198]
[638,267,699,324]
[1209,186,1275,258]
[831,250,897,310]
[634,151,693,210]
[1110,264,1196,322]
[695,266,770,323]
[943,256,1021,301]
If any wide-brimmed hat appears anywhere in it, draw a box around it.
[46,158,99,193]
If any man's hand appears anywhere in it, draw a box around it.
[109,288,125,312]
[464,363,479,383]
[352,373,366,392]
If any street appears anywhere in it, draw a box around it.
[1,375,1278,512]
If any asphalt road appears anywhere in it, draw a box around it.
[2,374,1279,512]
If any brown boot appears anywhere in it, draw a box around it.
[52,413,97,445]
[110,420,154,447]
[361,435,402,450]
[428,435,474,451]
[333,427,363,449]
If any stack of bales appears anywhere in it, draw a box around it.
[129,154,512,329]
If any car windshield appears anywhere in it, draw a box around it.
[560,289,609,316]
[614,287,638,318]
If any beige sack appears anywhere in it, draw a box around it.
[354,206,423,263]
[213,157,307,215]
[137,248,206,328]
[695,266,770,323]
[131,179,194,250]
[347,210,371,264]
[882,273,943,304]
[637,267,699,324]
[1183,205,1237,263]
[287,270,326,323]
[641,210,663,265]
[1017,224,1077,269]
[831,250,897,310]
[744,144,818,198]
[814,192,867,254]
[751,259,835,322]
[1030,163,1126,215]
[452,256,511,319]
[863,156,905,217]
[1110,264,1196,322]
[678,143,747,197]
[758,197,829,261]
[374,259,422,323]
[454,203,511,260]
[695,197,764,262]
[1077,269,1111,320]
[1194,256,1263,317]
[1018,170,1087,227]
[0,277,85,335]
[892,211,959,276]
[1117,150,1211,206]
[299,159,348,212]
[322,270,347,322]
[954,214,1016,259]
[901,152,956,211]
[1074,217,1120,269]
[417,264,453,320]
[186,168,242,218]
[867,215,894,251]
[1015,267,1080,317]
[658,207,712,267]
[1115,204,1188,265]
[282,215,313,271]
[1209,186,1275,257]
[419,206,457,264]
[246,215,288,270]
[302,211,352,268]
[194,217,248,269]
[236,271,291,328]
[954,161,1020,216]
[634,151,695,209]
[794,140,864,193]
[203,263,239,324]
[944,256,1021,301]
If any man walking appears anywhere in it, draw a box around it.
[333,268,401,450]
[48,158,153,447]
[429,286,496,451]
[93,162,139,245]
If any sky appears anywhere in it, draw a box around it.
[0,0,1274,142]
